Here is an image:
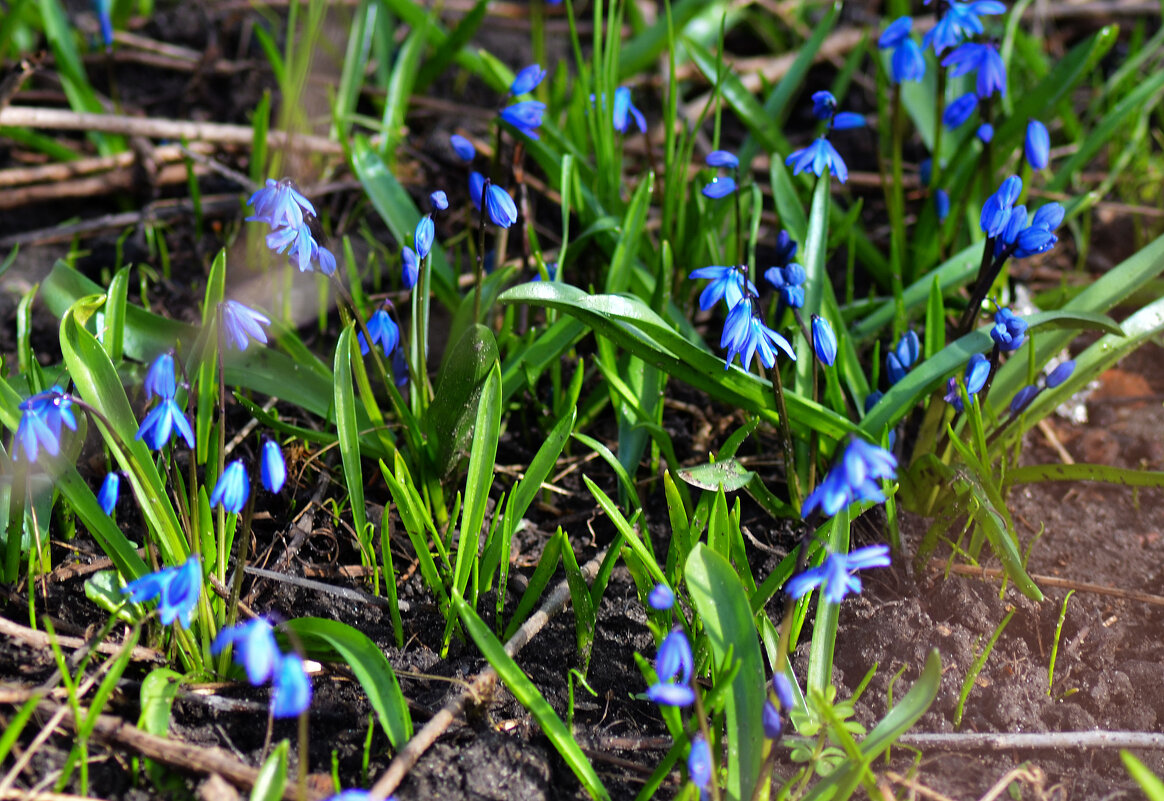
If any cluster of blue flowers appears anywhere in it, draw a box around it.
[801,437,898,521]
[15,385,76,463]
[136,352,195,451]
[213,617,312,718]
[123,556,201,629]
[785,91,863,184]
[247,179,336,275]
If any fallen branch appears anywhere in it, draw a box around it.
[0,616,163,664]
[898,730,1164,750]
[928,559,1164,608]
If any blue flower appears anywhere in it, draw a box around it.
[247,179,315,229]
[772,673,795,711]
[996,202,1063,259]
[991,308,1027,352]
[98,473,120,515]
[721,299,796,371]
[647,629,694,707]
[469,171,485,211]
[763,263,806,309]
[701,176,736,198]
[271,654,312,718]
[785,545,891,604]
[648,584,675,611]
[689,265,752,311]
[265,221,336,275]
[1031,202,1064,232]
[358,308,400,358]
[687,735,712,789]
[980,175,1022,238]
[94,0,113,50]
[886,329,920,384]
[762,701,782,738]
[1022,119,1051,170]
[124,556,201,628]
[1046,359,1075,388]
[1010,385,1040,415]
[890,38,926,83]
[812,315,837,367]
[934,189,951,221]
[801,437,897,519]
[977,123,994,143]
[402,246,418,290]
[879,16,913,49]
[944,352,990,411]
[510,63,546,96]
[612,87,647,134]
[832,112,866,130]
[16,386,77,463]
[144,353,177,401]
[261,440,286,493]
[811,90,837,121]
[324,792,384,801]
[773,230,798,266]
[220,301,271,351]
[485,184,518,228]
[864,390,884,414]
[942,42,1006,98]
[430,191,448,212]
[450,134,476,162]
[943,93,978,128]
[212,617,280,685]
[922,1,1006,54]
[210,460,249,514]
[785,138,848,183]
[706,150,739,168]
[136,399,195,451]
[499,100,546,139]
[415,215,435,260]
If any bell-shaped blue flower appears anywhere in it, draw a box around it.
[944,352,990,411]
[890,38,926,83]
[415,215,435,260]
[144,353,177,401]
[1025,120,1050,169]
[943,42,1007,98]
[648,584,675,611]
[358,308,400,359]
[430,191,448,212]
[786,545,891,603]
[469,171,485,210]
[261,440,286,493]
[450,134,475,162]
[509,64,546,96]
[762,700,783,739]
[247,179,315,229]
[895,329,920,368]
[991,308,1027,352]
[1046,360,1075,389]
[220,301,271,351]
[942,93,978,129]
[706,150,739,168]
[124,556,201,629]
[485,184,518,228]
[812,315,837,367]
[212,617,280,685]
[1010,384,1040,415]
[772,673,795,712]
[98,473,120,515]
[879,16,912,48]
[811,90,836,121]
[721,299,796,371]
[136,398,195,451]
[689,265,752,311]
[612,87,647,134]
[271,654,312,718]
[499,100,546,139]
[16,386,77,463]
[922,0,1006,54]
[687,735,712,789]
[647,629,694,707]
[773,230,798,266]
[786,137,848,183]
[701,176,736,198]
[764,262,806,309]
[210,460,249,514]
[934,189,951,221]
[801,438,897,519]
[980,175,1022,238]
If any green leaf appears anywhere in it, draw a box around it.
[249,740,288,801]
[429,324,500,475]
[1006,463,1164,489]
[333,325,370,566]
[451,361,501,610]
[283,618,413,748]
[685,544,766,801]
[677,459,754,492]
[138,668,183,736]
[454,597,610,800]
[1123,751,1164,801]
[84,570,137,623]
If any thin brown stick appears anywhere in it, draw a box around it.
[0,143,212,189]
[928,559,1164,608]
[0,616,163,664]
[367,546,608,801]
[0,163,209,209]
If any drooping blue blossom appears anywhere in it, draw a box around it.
[995,202,1063,259]
[1031,202,1065,232]
[980,175,1022,238]
[450,134,476,162]
[646,629,694,707]
[764,263,806,309]
[391,348,409,388]
[786,545,892,604]
[762,701,783,738]
[943,42,1007,98]
[977,122,994,143]
[944,352,990,411]
[922,0,1006,54]
[690,266,752,311]
[16,386,77,463]
[935,189,951,221]
[212,617,280,685]
[773,230,798,266]
[878,16,913,48]
[415,215,435,260]
[886,330,920,385]
[880,17,926,83]
[942,93,978,128]
[991,308,1027,352]
[687,735,712,790]
[1010,384,1040,415]
[648,584,675,611]
[469,171,485,211]
[811,91,837,121]
[485,184,518,228]
[220,301,271,351]
[786,137,848,183]
[721,299,796,371]
[210,460,249,514]
[499,100,546,139]
[510,64,546,96]
[920,158,933,187]
[271,654,312,718]
[701,176,737,198]
[772,673,795,712]
[612,87,647,134]
[144,352,177,401]
[832,112,866,130]
[402,246,418,290]
[1046,360,1075,388]
[430,191,449,212]
[812,315,837,367]
[1026,119,1050,169]
[706,150,739,168]
[136,398,195,451]
[358,308,400,359]
[123,556,201,628]
[94,0,114,51]
[98,473,120,515]
[801,437,897,519]
[261,440,286,493]
[247,179,315,229]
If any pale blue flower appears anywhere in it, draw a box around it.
[358,308,400,359]
[210,460,249,514]
[220,301,271,351]
[271,654,312,717]
[98,473,120,515]
[212,617,280,685]
[785,138,848,183]
[786,545,891,603]
[16,386,77,463]
[261,440,286,493]
[124,556,201,628]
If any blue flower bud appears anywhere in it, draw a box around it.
[469,171,485,210]
[832,112,866,130]
[762,700,783,739]
[1025,119,1050,169]
[706,150,739,168]
[977,122,994,143]
[261,440,286,493]
[966,352,990,395]
[414,215,435,260]
[98,473,120,515]
[1030,202,1064,231]
[210,460,250,514]
[271,654,312,718]
[1046,360,1075,388]
[812,315,837,367]
[430,190,448,211]
[934,189,950,221]
[702,176,736,198]
[450,134,476,162]
[1010,385,1040,415]
[648,584,675,611]
[864,390,884,414]
[943,93,978,129]
[895,330,920,369]
[990,308,1027,352]
[687,735,712,789]
[402,246,418,289]
[499,101,546,139]
[810,91,837,121]
[879,16,913,49]
[485,184,518,228]
[890,38,926,83]
[509,63,546,96]
[772,672,795,711]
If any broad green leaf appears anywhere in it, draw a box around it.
[138,668,183,735]
[333,325,370,567]
[454,597,610,801]
[1123,751,1164,801]
[451,361,501,610]
[1006,463,1164,489]
[429,324,500,475]
[677,459,754,492]
[283,618,413,748]
[249,740,287,801]
[84,570,138,623]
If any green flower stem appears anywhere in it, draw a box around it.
[475,180,491,322]
[691,684,722,801]
[768,362,802,511]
